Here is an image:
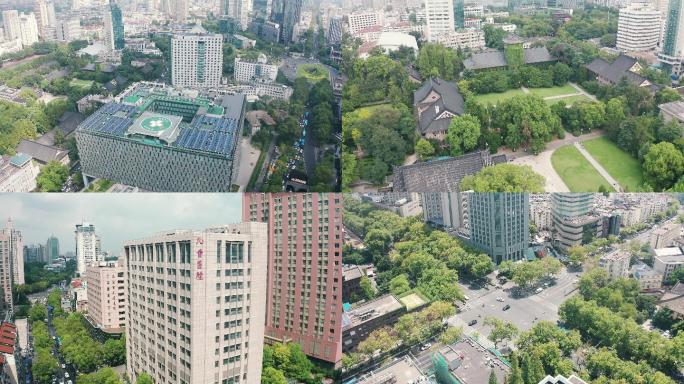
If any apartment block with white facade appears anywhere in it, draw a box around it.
[0,154,39,193]
[233,54,278,84]
[0,218,24,311]
[425,0,454,41]
[124,222,267,384]
[17,13,39,47]
[347,10,383,36]
[86,259,126,333]
[171,27,223,88]
[434,29,485,50]
[617,2,661,52]
[599,249,630,280]
[75,222,101,276]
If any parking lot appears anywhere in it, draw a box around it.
[452,267,582,342]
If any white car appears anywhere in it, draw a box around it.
[61,364,66,369]
[535,287,543,293]
[496,297,504,302]
[64,372,69,379]
[420,343,432,351]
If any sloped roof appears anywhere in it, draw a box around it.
[585,54,658,90]
[16,140,68,164]
[392,150,505,192]
[413,78,465,134]
[463,47,555,70]
[524,47,555,64]
[58,111,86,136]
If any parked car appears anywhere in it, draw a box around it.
[468,319,478,326]
[502,304,511,311]
[420,343,432,351]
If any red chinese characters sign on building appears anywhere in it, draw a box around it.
[195,236,204,280]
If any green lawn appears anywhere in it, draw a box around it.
[527,84,578,98]
[84,179,113,192]
[472,88,526,105]
[70,78,95,90]
[551,145,615,192]
[582,137,644,192]
[296,63,330,82]
[545,94,592,106]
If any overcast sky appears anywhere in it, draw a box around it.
[1,194,243,255]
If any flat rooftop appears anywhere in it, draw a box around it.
[354,358,425,384]
[342,294,403,330]
[77,83,242,158]
[436,339,510,384]
[654,247,684,262]
[343,265,364,281]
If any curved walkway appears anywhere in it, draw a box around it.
[512,149,570,192]
[573,142,622,192]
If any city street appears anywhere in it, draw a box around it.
[451,267,582,341]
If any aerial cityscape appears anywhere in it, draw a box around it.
[0,0,342,193]
[342,192,684,384]
[3,0,684,383]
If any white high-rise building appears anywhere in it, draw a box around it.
[171,27,223,88]
[169,0,188,22]
[234,54,278,83]
[18,13,39,47]
[124,223,267,384]
[75,222,102,276]
[2,11,21,42]
[34,0,56,40]
[0,218,24,289]
[347,10,383,35]
[222,0,253,30]
[616,3,661,52]
[425,0,454,42]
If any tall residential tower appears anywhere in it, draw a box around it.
[171,26,223,88]
[75,222,101,275]
[243,193,343,366]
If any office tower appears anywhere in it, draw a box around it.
[616,3,661,52]
[660,0,684,75]
[85,259,125,332]
[454,0,464,28]
[551,193,599,249]
[171,27,223,88]
[103,0,125,51]
[23,244,45,263]
[124,223,267,384]
[270,0,284,24]
[425,0,454,42]
[2,11,20,41]
[221,0,253,30]
[327,16,342,45]
[467,193,529,264]
[243,193,343,366]
[45,235,59,262]
[75,222,101,276]
[280,0,302,44]
[18,13,39,47]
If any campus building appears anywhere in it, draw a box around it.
[75,83,244,192]
[124,223,267,384]
[171,27,223,88]
[233,54,278,83]
[85,260,125,334]
[552,193,600,249]
[0,154,39,193]
[243,193,343,366]
[467,193,530,264]
[75,221,101,276]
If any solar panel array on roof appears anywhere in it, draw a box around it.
[173,115,239,156]
[79,103,135,136]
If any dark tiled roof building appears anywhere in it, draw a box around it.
[414,77,465,139]
[585,54,660,92]
[392,150,506,192]
[463,47,556,71]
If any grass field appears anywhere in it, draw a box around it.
[400,293,428,311]
[545,94,592,106]
[582,137,644,191]
[551,145,615,192]
[472,89,526,105]
[70,78,95,90]
[346,103,391,119]
[84,179,113,192]
[296,63,329,82]
[527,84,578,98]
